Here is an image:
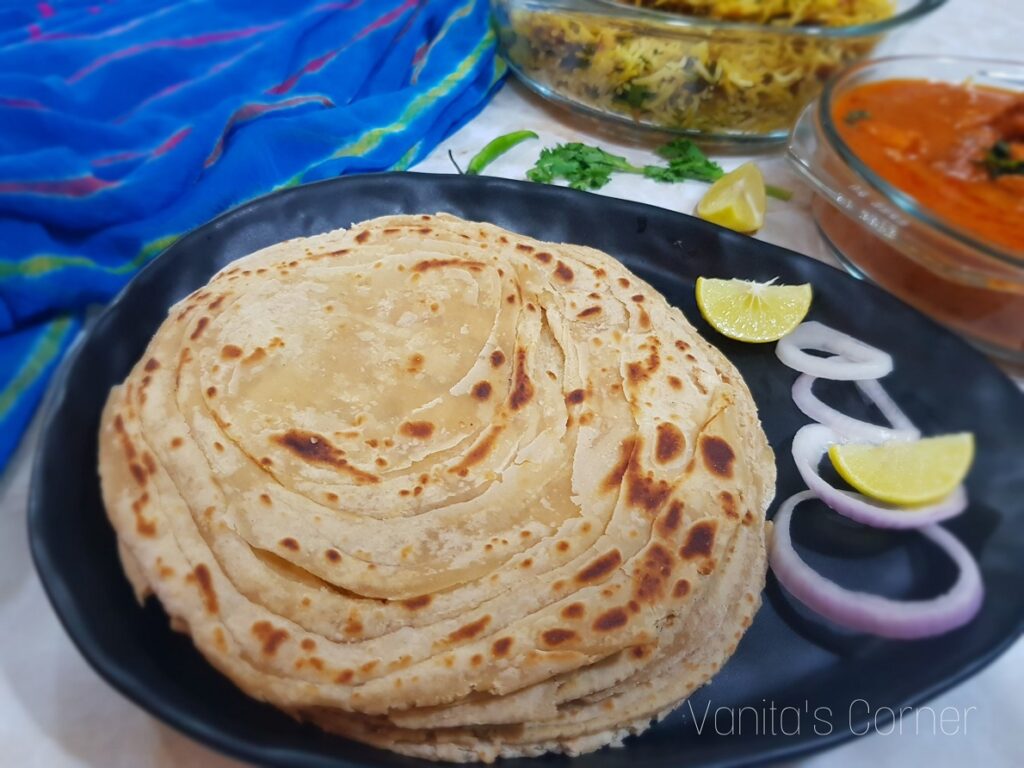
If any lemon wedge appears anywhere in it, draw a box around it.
[695,277,812,343]
[697,162,767,233]
[829,433,975,507]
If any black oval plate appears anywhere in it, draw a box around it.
[29,173,1024,768]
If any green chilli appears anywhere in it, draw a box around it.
[466,130,539,175]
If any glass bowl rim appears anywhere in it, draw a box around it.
[818,54,1024,269]
[578,0,948,38]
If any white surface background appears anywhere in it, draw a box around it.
[2,1,1022,765]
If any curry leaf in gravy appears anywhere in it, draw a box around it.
[844,109,871,125]
[983,141,1024,178]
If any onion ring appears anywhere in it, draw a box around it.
[769,491,984,639]
[791,424,967,529]
[791,374,920,443]
[776,321,893,381]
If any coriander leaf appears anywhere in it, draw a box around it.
[527,143,643,190]
[612,83,654,110]
[524,139,791,203]
[643,138,724,183]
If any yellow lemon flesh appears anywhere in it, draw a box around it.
[829,433,975,507]
[697,162,767,233]
[695,277,812,343]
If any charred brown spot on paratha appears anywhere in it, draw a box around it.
[655,423,685,464]
[577,306,602,319]
[144,357,160,372]
[565,388,586,405]
[561,603,585,619]
[448,615,491,643]
[310,248,349,260]
[554,261,574,282]
[243,347,266,365]
[325,549,342,563]
[541,628,578,647]
[576,550,622,584]
[630,644,653,660]
[129,462,147,486]
[449,426,503,478]
[533,251,552,264]
[301,639,316,651]
[400,421,435,439]
[626,343,661,385]
[624,443,671,513]
[655,503,683,541]
[490,349,505,367]
[189,565,218,614]
[700,436,736,478]
[273,430,380,484]
[633,544,674,603]
[667,375,684,390]
[355,230,371,243]
[279,537,299,551]
[221,344,243,359]
[674,578,691,598]
[602,437,636,492]
[593,608,629,632]
[515,243,533,253]
[719,491,738,519]
[412,258,484,273]
[345,616,364,636]
[492,637,513,657]
[471,381,492,401]
[335,669,354,684]
[638,307,652,331]
[189,316,209,340]
[113,414,137,460]
[508,347,534,410]
[132,493,156,536]
[680,521,717,560]
[401,595,432,611]
[406,353,425,374]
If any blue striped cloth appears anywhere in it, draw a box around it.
[0,0,505,471]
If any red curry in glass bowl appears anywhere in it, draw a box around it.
[788,56,1024,363]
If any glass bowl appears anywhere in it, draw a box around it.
[490,0,945,143]
[788,55,1024,363]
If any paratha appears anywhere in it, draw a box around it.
[98,213,775,761]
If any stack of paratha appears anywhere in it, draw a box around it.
[98,213,775,762]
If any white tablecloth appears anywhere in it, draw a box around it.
[2,1,1021,765]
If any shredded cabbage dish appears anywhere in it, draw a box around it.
[495,0,895,137]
